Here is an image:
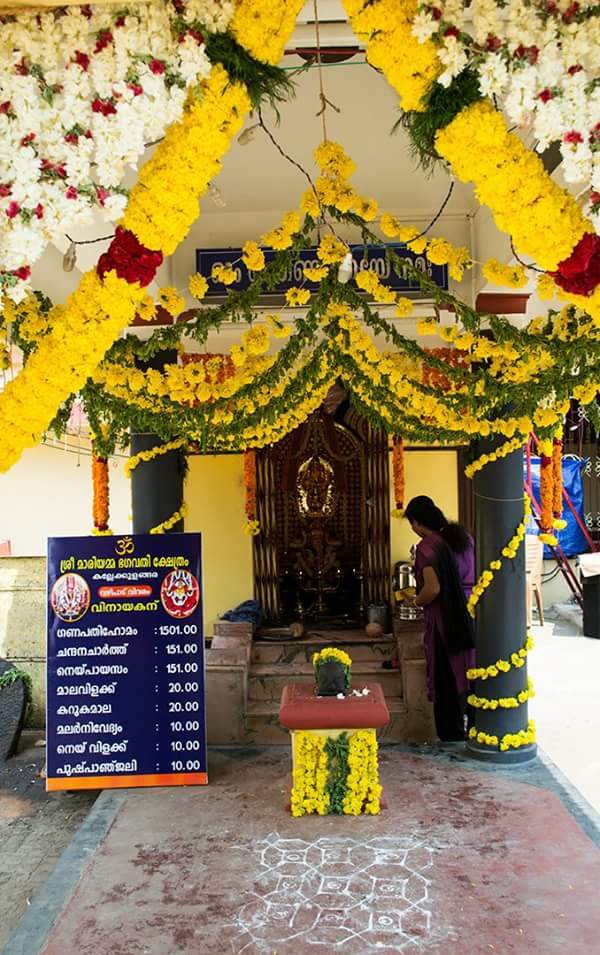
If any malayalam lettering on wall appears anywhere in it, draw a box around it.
[46,532,206,791]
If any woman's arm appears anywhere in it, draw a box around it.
[414,565,440,608]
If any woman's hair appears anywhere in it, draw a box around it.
[404,495,471,554]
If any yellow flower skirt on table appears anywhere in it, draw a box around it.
[279,681,390,816]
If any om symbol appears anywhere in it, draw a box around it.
[115,536,135,556]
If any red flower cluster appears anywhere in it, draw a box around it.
[97,226,163,287]
[551,233,600,296]
[92,97,117,116]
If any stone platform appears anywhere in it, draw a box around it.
[4,744,600,955]
[206,620,435,747]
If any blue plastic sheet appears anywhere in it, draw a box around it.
[525,455,589,557]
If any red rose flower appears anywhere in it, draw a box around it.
[563,130,584,144]
[538,88,553,103]
[444,26,460,38]
[0,101,12,115]
[551,233,600,296]
[34,203,44,219]
[568,64,583,75]
[590,191,600,207]
[15,266,31,280]
[64,132,79,145]
[6,201,20,219]
[486,34,502,52]
[94,30,113,54]
[0,184,11,198]
[128,83,143,96]
[65,186,78,200]
[96,186,109,206]
[97,226,163,287]
[149,59,165,75]
[73,51,90,71]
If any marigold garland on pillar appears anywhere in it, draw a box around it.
[290,729,382,817]
[126,438,187,533]
[538,439,557,545]
[552,434,566,531]
[92,454,111,536]
[391,436,405,518]
[243,449,260,536]
[467,494,532,618]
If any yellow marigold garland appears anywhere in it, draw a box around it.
[434,101,593,273]
[0,271,145,473]
[467,495,531,617]
[469,720,536,753]
[150,503,187,535]
[342,0,440,112]
[291,732,330,817]
[229,0,306,66]
[467,633,535,682]
[464,437,525,480]
[125,438,187,478]
[468,677,535,711]
[343,729,382,816]
[121,65,251,255]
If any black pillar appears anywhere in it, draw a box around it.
[467,439,537,764]
[130,350,185,535]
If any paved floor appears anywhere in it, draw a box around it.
[529,621,600,813]
[0,734,97,950]
[3,744,599,955]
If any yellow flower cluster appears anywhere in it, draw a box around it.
[304,265,329,282]
[302,140,378,221]
[125,438,186,478]
[122,66,251,254]
[464,437,525,480]
[355,269,395,304]
[290,732,330,817]
[260,211,301,251]
[312,647,353,669]
[434,100,593,272]
[342,0,440,111]
[468,678,535,710]
[137,294,157,322]
[188,273,208,300]
[285,287,311,307]
[150,503,186,534]
[211,264,237,286]
[2,294,57,343]
[0,271,145,473]
[230,0,306,66]
[377,220,473,282]
[101,347,276,410]
[469,720,536,753]
[317,234,349,265]
[243,519,260,536]
[242,241,266,272]
[467,495,531,617]
[467,633,534,681]
[158,286,186,316]
[482,259,528,289]
[343,730,382,816]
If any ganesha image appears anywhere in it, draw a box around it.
[160,569,200,619]
[50,573,91,623]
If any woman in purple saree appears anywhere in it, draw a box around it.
[404,496,476,742]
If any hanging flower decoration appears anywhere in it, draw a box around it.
[0,0,230,303]
[290,728,382,816]
[243,449,259,535]
[552,433,566,530]
[467,495,532,618]
[538,438,557,545]
[392,436,405,517]
[91,453,111,535]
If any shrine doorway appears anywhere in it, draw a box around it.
[253,389,390,625]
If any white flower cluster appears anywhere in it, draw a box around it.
[412,0,600,227]
[0,0,233,301]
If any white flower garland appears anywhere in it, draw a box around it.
[412,0,600,227]
[0,0,234,302]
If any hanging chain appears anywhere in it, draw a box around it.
[312,0,340,143]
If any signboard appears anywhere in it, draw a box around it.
[46,533,206,791]
[196,243,448,297]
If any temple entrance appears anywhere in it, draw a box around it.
[253,390,390,626]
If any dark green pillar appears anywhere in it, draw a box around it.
[130,350,185,535]
[467,438,537,764]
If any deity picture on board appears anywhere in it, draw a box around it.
[160,569,201,619]
[50,573,91,623]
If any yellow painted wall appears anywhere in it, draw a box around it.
[390,450,459,566]
[185,454,253,635]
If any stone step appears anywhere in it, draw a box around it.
[248,662,402,702]
[251,637,396,665]
[243,696,409,745]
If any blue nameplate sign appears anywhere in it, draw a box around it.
[195,244,448,297]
